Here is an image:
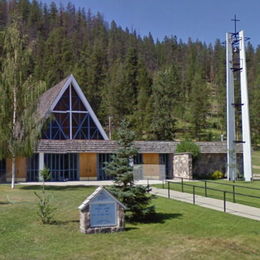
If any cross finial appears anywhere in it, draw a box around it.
[231,14,240,34]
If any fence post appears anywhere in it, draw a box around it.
[193,186,195,204]
[162,179,164,189]
[233,185,236,203]
[224,191,226,212]
[168,181,170,198]
[181,178,184,192]
[205,181,207,197]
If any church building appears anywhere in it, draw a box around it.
[0,75,243,183]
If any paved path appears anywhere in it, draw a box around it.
[151,187,260,221]
[18,179,163,186]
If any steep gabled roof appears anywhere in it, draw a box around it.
[37,76,70,121]
[37,74,109,140]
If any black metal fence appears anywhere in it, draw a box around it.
[163,177,260,212]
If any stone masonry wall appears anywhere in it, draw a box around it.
[173,153,192,180]
[193,153,243,178]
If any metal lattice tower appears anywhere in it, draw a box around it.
[226,16,252,181]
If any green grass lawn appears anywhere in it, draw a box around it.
[252,151,260,174]
[155,180,260,208]
[1,185,260,260]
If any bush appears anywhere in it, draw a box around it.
[176,140,200,159]
[34,168,56,224]
[211,170,224,180]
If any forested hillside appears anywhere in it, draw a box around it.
[0,0,259,144]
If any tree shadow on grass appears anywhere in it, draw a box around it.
[0,201,11,205]
[50,219,80,225]
[20,185,95,191]
[128,212,182,225]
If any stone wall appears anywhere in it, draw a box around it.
[79,204,125,234]
[173,153,192,180]
[193,153,243,178]
[173,153,243,180]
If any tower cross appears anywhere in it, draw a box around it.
[231,14,240,34]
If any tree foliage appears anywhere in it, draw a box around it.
[176,140,201,159]
[0,0,259,145]
[105,120,155,221]
[0,16,45,188]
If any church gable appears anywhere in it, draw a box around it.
[41,75,108,140]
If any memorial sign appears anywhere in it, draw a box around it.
[79,186,126,234]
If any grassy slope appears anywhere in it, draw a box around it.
[1,185,260,260]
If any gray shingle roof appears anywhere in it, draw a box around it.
[37,76,70,121]
[36,140,242,154]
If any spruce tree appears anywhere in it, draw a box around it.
[0,17,45,188]
[105,120,155,221]
[150,65,181,140]
[188,72,210,140]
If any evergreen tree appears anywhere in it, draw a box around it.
[131,62,152,139]
[124,47,139,110]
[0,17,46,188]
[250,76,260,146]
[150,65,181,140]
[101,60,126,128]
[105,120,155,221]
[188,72,210,140]
[0,0,259,145]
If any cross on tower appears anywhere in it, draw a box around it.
[231,14,240,34]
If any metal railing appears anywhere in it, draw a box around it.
[163,177,260,212]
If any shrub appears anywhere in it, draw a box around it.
[176,140,200,159]
[211,170,224,180]
[34,168,56,224]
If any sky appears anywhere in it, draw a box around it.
[42,0,260,46]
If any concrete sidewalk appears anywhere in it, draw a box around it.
[151,187,260,221]
[18,179,163,186]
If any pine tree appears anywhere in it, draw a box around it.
[188,72,210,140]
[0,17,46,188]
[130,62,152,139]
[105,120,155,221]
[150,65,181,140]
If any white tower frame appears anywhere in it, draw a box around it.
[226,30,252,181]
[226,33,237,181]
[239,31,253,181]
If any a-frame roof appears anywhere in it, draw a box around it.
[78,186,127,211]
[37,74,109,140]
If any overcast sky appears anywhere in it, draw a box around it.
[42,0,260,46]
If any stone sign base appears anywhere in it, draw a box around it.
[79,186,126,234]
[80,204,125,234]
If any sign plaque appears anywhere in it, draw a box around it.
[79,187,126,234]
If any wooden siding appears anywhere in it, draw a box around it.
[143,154,160,164]
[80,153,97,178]
[6,157,27,178]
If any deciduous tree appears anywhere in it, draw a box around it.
[0,17,45,188]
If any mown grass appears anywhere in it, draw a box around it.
[155,180,260,208]
[1,184,260,260]
[252,151,260,174]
